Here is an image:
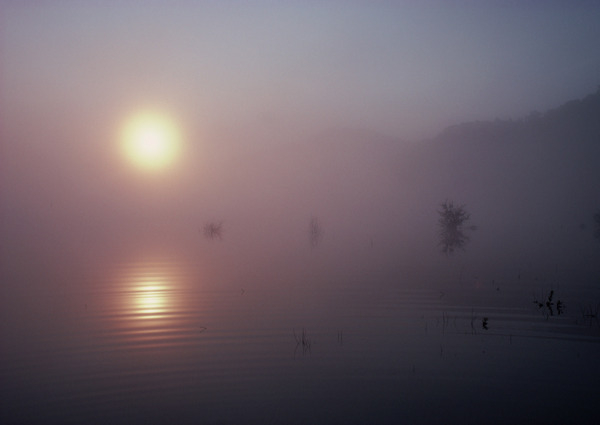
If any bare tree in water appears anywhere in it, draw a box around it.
[437,201,473,255]
[203,221,223,240]
[309,216,323,248]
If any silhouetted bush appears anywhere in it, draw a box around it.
[438,200,471,254]
[203,221,223,240]
[309,216,322,248]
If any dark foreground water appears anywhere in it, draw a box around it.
[1,233,599,425]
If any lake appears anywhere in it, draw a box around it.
[1,228,599,425]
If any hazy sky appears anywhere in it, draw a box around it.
[2,0,600,236]
[2,1,599,142]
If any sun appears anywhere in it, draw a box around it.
[120,110,182,172]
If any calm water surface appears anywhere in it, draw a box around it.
[1,234,599,425]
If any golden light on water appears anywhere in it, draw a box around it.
[113,259,190,323]
[134,283,167,316]
[120,110,182,172]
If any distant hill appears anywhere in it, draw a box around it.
[417,86,600,205]
[395,87,600,271]
[433,87,600,146]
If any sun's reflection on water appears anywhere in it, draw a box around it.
[108,257,192,326]
[83,253,217,373]
[96,254,212,355]
[132,281,170,318]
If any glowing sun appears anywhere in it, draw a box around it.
[120,110,182,171]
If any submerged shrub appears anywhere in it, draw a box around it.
[203,221,223,240]
[438,200,472,255]
[309,216,323,248]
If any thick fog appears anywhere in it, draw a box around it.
[3,91,600,289]
[2,2,600,290]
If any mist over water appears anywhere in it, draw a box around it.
[3,91,600,424]
[2,2,600,424]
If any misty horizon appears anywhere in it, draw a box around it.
[2,3,600,425]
